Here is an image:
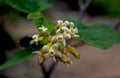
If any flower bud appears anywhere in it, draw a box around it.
[42,45,49,53]
[38,56,45,64]
[61,47,68,54]
[67,45,80,59]
[59,54,72,65]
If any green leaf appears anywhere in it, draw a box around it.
[5,0,51,13]
[67,19,120,49]
[27,12,55,35]
[0,44,43,71]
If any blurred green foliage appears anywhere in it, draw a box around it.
[0,0,51,15]
[0,0,120,71]
[27,12,55,35]
[5,0,51,13]
[66,19,120,49]
[83,0,120,16]
[0,48,35,70]
[0,43,43,71]
[93,0,120,16]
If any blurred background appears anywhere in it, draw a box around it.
[0,0,120,78]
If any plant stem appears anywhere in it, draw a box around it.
[40,61,58,78]
[115,21,120,30]
[79,0,93,19]
[40,63,47,77]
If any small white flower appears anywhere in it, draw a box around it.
[49,49,56,56]
[69,22,74,27]
[30,34,43,45]
[63,32,71,39]
[68,27,79,38]
[56,34,64,42]
[64,21,70,25]
[61,27,69,32]
[57,20,63,24]
[56,28,61,33]
[38,25,48,32]
[74,28,78,33]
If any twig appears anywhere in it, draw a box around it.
[39,61,58,78]
[40,63,47,77]
[79,0,93,20]
[47,61,58,78]
[115,21,120,30]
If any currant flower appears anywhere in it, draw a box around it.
[69,26,79,38]
[30,34,43,45]
[56,34,66,46]
[38,25,48,32]
[49,49,56,57]
[30,20,80,66]
[56,20,69,28]
[63,32,71,39]
[57,20,63,24]
[59,54,73,66]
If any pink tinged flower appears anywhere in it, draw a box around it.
[42,45,50,52]
[51,36,57,42]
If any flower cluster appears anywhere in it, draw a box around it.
[30,20,80,66]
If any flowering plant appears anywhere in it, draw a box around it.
[0,0,120,78]
[30,20,80,66]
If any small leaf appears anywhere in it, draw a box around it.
[0,44,43,71]
[5,0,51,13]
[27,12,55,35]
[66,19,120,49]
